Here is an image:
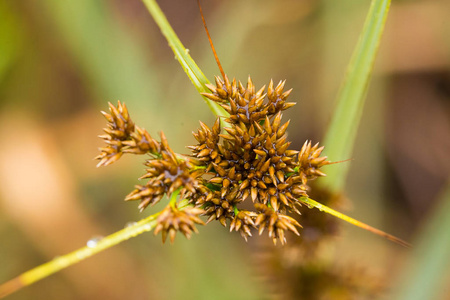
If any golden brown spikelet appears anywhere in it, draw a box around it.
[96,101,160,167]
[229,210,257,241]
[254,203,302,245]
[297,140,331,186]
[122,126,160,155]
[125,132,201,211]
[202,76,296,125]
[154,204,205,243]
[201,191,235,224]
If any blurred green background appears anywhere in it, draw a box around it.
[0,0,449,299]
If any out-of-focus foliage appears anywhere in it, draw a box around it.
[0,2,23,83]
[394,183,450,300]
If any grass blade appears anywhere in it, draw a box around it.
[42,0,160,109]
[300,197,411,248]
[0,2,23,83]
[141,0,229,124]
[319,0,391,193]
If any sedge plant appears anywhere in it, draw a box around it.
[0,0,410,298]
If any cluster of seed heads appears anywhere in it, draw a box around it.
[96,75,331,244]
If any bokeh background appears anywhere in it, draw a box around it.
[0,0,449,299]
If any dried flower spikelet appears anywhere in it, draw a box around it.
[254,203,302,245]
[188,118,221,170]
[96,101,160,167]
[229,210,257,241]
[125,132,202,211]
[96,101,135,167]
[296,140,331,186]
[202,76,296,125]
[154,204,205,243]
[200,191,234,225]
[122,126,160,155]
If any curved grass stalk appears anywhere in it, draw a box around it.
[299,197,411,248]
[141,0,229,127]
[0,212,160,298]
[0,189,190,299]
[319,0,391,193]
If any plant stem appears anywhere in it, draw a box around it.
[0,213,160,299]
[299,197,411,248]
[141,0,229,127]
[169,189,181,208]
[319,0,391,193]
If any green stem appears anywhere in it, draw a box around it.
[141,0,229,128]
[169,189,181,208]
[299,197,411,248]
[319,0,391,193]
[0,213,160,299]
[233,205,239,216]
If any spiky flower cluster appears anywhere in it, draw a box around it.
[97,76,331,244]
[96,102,159,167]
[190,76,330,243]
[96,101,203,242]
[154,204,205,243]
[125,132,201,212]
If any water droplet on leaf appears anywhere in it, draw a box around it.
[125,221,138,228]
[86,236,103,248]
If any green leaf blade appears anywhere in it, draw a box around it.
[319,0,391,193]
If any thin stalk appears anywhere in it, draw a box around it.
[299,197,411,248]
[0,212,160,298]
[169,188,181,208]
[319,0,391,193]
[141,0,229,128]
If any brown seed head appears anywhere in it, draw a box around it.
[126,132,202,211]
[297,140,331,186]
[96,101,160,167]
[154,204,205,243]
[254,203,302,245]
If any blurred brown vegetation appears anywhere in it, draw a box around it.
[0,0,449,299]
